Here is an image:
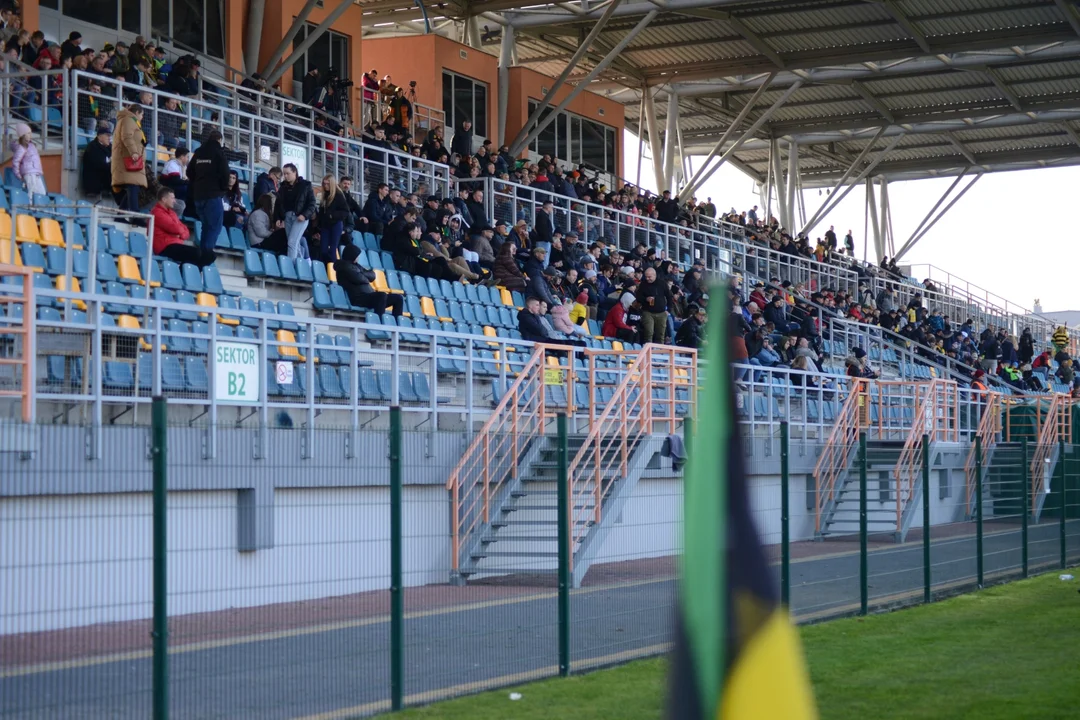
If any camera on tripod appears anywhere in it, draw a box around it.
[323,69,354,90]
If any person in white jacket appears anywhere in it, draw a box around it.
[10,122,46,203]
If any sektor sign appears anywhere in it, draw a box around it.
[214,342,260,404]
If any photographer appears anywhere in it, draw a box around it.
[301,67,320,106]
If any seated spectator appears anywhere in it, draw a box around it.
[675,304,707,349]
[223,171,248,229]
[492,241,527,290]
[81,123,113,198]
[754,336,783,367]
[10,122,46,203]
[569,291,590,328]
[551,301,589,339]
[151,187,214,267]
[159,147,190,216]
[517,296,549,343]
[336,244,404,317]
[363,182,395,235]
[845,347,879,379]
[601,291,637,342]
[247,193,287,253]
[254,167,281,201]
[421,231,479,282]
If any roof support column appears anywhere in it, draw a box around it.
[662,93,680,192]
[244,0,266,75]
[786,140,799,231]
[679,79,800,202]
[265,0,357,86]
[800,126,886,235]
[893,172,983,260]
[676,117,690,188]
[497,25,515,147]
[880,179,891,257]
[507,0,625,155]
[770,137,788,231]
[896,169,969,256]
[866,177,881,264]
[799,134,903,237]
[259,0,321,80]
[642,88,665,191]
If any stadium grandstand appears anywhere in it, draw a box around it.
[2,0,1080,717]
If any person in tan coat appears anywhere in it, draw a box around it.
[111,104,147,212]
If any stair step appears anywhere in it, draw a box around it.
[510,489,559,497]
[461,568,558,576]
[491,520,558,528]
[481,534,556,543]
[470,557,561,561]
[503,504,596,512]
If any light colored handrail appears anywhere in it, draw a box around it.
[1029,395,1073,514]
[892,379,958,531]
[964,391,1002,512]
[0,263,35,423]
[445,345,549,573]
[813,378,866,534]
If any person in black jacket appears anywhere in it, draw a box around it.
[517,296,549,343]
[187,129,230,254]
[450,118,473,157]
[81,124,113,197]
[338,176,364,235]
[253,167,281,202]
[316,174,352,262]
[274,163,316,259]
[675,305,707,349]
[636,266,671,344]
[363,183,395,235]
[531,201,555,268]
[655,190,679,224]
[301,67,321,106]
[336,244,403,316]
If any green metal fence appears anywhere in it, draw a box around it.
[2,413,1079,719]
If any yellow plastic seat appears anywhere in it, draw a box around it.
[0,211,10,238]
[276,329,306,362]
[498,287,514,306]
[55,276,87,310]
[372,269,391,294]
[14,215,40,244]
[117,255,159,287]
[117,314,160,352]
[326,262,337,284]
[612,341,624,352]
[0,238,22,266]
[196,292,239,326]
[420,296,437,318]
[39,218,66,248]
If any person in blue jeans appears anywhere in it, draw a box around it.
[186,129,230,255]
[316,174,351,262]
[275,163,316,260]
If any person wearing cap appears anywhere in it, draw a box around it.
[524,246,558,307]
[59,31,82,62]
[10,121,46,203]
[108,41,130,75]
[82,122,113,198]
[532,200,555,269]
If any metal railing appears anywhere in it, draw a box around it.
[965,390,1003,513]
[893,379,959,530]
[813,379,865,533]
[0,68,68,163]
[1030,395,1075,514]
[360,94,445,142]
[566,344,696,563]
[0,262,35,422]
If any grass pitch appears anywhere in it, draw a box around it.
[379,572,1080,719]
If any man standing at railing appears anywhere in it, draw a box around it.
[638,266,672,345]
[532,200,555,269]
[187,129,230,257]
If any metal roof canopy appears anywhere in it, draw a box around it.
[361,0,1080,246]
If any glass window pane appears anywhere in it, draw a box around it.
[307,30,331,79]
[40,0,59,10]
[67,0,118,30]
[443,72,454,129]
[172,0,203,53]
[205,0,224,59]
[537,108,557,158]
[473,82,487,138]
[605,127,617,174]
[293,25,307,78]
[121,0,140,33]
[571,116,583,165]
[453,79,473,146]
[582,118,606,172]
[151,0,169,34]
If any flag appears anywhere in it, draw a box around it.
[669,305,818,720]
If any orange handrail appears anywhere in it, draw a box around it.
[1029,395,1075,514]
[813,379,866,534]
[964,391,1002,513]
[566,344,698,568]
[893,380,958,531]
[0,263,35,423]
[446,345,549,572]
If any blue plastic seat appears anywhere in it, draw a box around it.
[312,260,330,285]
[296,258,315,284]
[238,296,259,327]
[165,319,192,353]
[317,365,345,398]
[277,301,299,331]
[244,250,265,277]
[329,283,353,312]
[279,256,299,281]
[184,356,210,392]
[228,227,247,250]
[105,227,129,255]
[312,282,335,310]
[103,361,134,390]
[358,368,384,401]
[175,290,199,321]
[181,263,204,292]
[160,355,186,392]
[257,299,280,329]
[366,250,383,270]
[262,252,282,279]
[363,313,390,341]
[96,253,119,282]
[414,276,430,297]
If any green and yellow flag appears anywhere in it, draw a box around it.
[669,307,817,719]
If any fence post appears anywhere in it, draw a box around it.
[1060,438,1067,569]
[922,433,931,604]
[151,397,169,720]
[1021,438,1029,579]
[859,431,868,616]
[389,406,403,711]
[780,421,790,607]
[976,437,984,588]
[557,413,571,677]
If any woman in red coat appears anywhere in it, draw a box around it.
[602,291,637,342]
[152,187,215,268]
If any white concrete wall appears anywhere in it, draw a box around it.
[0,487,448,634]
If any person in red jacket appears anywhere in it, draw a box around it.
[602,290,637,342]
[152,187,215,267]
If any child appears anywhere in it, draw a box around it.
[10,123,46,203]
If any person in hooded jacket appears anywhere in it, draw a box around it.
[1018,328,1035,365]
[450,119,473,157]
[602,291,637,342]
[336,244,403,317]
[187,129,230,253]
[523,247,558,307]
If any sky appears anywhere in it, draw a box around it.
[622,130,1080,314]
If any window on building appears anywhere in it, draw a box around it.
[442,71,488,140]
[147,0,225,58]
[527,101,617,174]
[292,23,350,82]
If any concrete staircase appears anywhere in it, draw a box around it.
[458,432,653,586]
[819,440,924,541]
